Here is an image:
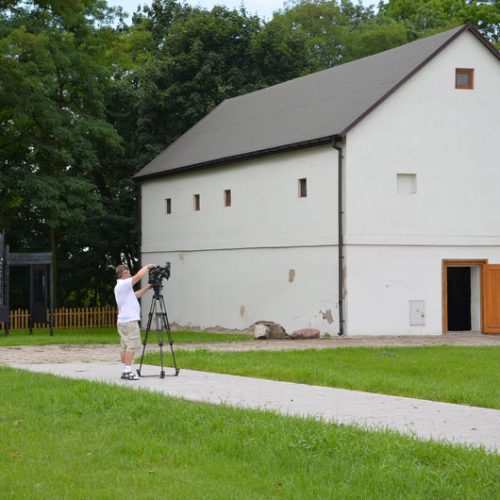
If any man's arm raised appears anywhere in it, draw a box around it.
[131,264,155,286]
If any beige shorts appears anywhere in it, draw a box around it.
[117,321,142,353]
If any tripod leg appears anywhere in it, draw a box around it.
[137,297,156,376]
[157,298,166,378]
[157,311,165,379]
[159,295,179,376]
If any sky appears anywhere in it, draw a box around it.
[107,0,378,22]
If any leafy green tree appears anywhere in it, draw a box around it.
[0,0,123,306]
[379,0,500,44]
[343,16,409,61]
[127,2,264,161]
[273,0,379,66]
[249,14,318,83]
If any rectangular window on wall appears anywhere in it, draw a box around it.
[224,189,231,207]
[165,198,172,214]
[298,178,307,198]
[193,194,200,211]
[455,68,474,89]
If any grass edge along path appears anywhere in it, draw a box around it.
[1,366,499,499]
[0,327,252,346]
[145,345,500,410]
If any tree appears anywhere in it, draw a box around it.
[379,0,500,45]
[272,0,379,67]
[250,13,318,83]
[343,16,409,61]
[126,3,264,161]
[0,0,123,306]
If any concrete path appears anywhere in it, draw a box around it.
[9,360,500,455]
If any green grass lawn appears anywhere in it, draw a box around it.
[3,328,500,409]
[145,346,500,409]
[0,327,252,346]
[1,366,499,499]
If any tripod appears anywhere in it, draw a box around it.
[137,286,179,378]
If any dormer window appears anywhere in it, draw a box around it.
[455,68,474,89]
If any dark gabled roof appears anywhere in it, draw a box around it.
[135,24,499,180]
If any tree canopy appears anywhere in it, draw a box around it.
[1,0,499,308]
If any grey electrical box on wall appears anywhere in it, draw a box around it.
[409,300,425,326]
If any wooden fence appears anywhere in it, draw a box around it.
[7,306,117,330]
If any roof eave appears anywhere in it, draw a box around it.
[134,136,333,182]
[467,24,500,61]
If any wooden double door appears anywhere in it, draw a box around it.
[444,260,500,334]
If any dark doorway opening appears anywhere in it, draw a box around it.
[447,267,471,331]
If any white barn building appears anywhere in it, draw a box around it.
[135,25,500,336]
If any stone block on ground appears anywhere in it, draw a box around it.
[289,328,320,339]
[252,323,269,339]
[252,321,289,339]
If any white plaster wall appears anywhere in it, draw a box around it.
[140,145,340,334]
[344,31,500,335]
[141,145,338,252]
[141,246,338,334]
[346,245,500,335]
[346,31,500,245]
[470,266,481,331]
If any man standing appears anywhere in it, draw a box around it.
[114,263,154,380]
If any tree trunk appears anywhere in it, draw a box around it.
[49,227,58,308]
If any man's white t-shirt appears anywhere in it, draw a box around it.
[114,278,140,323]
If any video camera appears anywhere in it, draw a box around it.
[148,262,171,288]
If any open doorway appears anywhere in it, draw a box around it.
[443,260,485,333]
[447,267,471,330]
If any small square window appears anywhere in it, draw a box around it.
[397,173,417,194]
[298,178,307,198]
[224,189,231,207]
[165,198,172,214]
[193,194,200,211]
[455,68,474,89]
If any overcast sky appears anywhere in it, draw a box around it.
[108,0,379,22]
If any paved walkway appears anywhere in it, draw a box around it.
[1,333,500,364]
[2,335,500,455]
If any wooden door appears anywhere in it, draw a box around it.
[483,264,500,334]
